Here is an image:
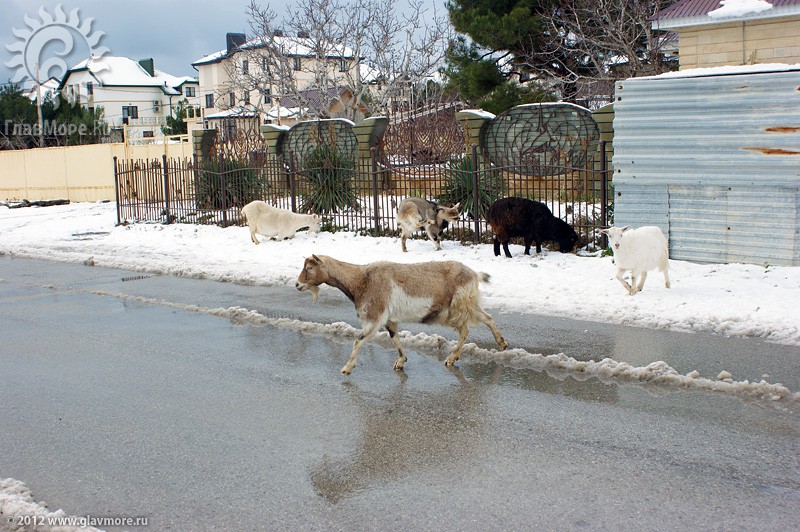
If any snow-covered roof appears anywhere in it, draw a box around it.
[60,56,197,95]
[642,62,800,79]
[265,105,305,120]
[193,34,355,67]
[653,0,800,29]
[204,107,259,119]
[22,77,60,101]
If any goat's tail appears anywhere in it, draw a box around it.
[479,272,491,284]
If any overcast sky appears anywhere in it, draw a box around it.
[2,0,444,87]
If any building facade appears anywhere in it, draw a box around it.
[653,0,800,69]
[191,32,362,133]
[59,56,199,139]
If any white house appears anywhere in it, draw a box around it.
[58,56,199,139]
[22,77,60,102]
[191,32,363,133]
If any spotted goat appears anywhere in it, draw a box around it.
[295,255,508,375]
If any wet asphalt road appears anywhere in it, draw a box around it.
[1,256,798,530]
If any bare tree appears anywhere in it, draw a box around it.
[553,0,676,76]
[447,0,678,107]
[223,0,452,123]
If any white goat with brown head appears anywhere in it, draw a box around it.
[295,255,508,375]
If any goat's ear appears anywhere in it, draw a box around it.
[311,254,321,263]
[600,228,609,235]
[620,226,630,232]
[452,202,461,209]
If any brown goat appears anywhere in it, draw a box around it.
[295,255,508,375]
[396,197,460,252]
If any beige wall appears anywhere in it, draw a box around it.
[678,16,800,69]
[0,141,192,202]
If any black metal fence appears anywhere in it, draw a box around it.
[114,141,610,249]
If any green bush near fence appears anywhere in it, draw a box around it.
[435,156,504,220]
[198,159,266,211]
[299,144,360,214]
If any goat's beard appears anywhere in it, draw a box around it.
[307,285,320,302]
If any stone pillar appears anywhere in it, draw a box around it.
[353,116,388,195]
[261,124,290,156]
[456,109,494,156]
[192,128,217,168]
[353,116,388,156]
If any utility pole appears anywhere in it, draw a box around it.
[35,63,44,148]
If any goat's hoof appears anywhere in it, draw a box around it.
[340,367,352,376]
[499,340,508,351]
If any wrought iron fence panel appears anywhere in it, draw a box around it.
[114,116,611,249]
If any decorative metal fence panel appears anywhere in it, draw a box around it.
[114,148,610,249]
[114,110,611,249]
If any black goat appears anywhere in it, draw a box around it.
[487,197,579,258]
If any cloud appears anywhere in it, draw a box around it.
[1,0,256,83]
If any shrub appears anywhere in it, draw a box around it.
[198,158,266,211]
[436,156,504,220]
[299,144,360,214]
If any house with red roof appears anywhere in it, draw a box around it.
[652,0,800,69]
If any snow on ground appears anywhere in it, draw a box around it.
[1,201,798,403]
[0,478,102,532]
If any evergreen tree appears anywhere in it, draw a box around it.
[162,99,189,136]
[0,84,38,148]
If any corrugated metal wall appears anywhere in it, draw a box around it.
[613,68,800,266]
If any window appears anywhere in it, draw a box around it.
[293,57,301,71]
[86,81,93,95]
[243,90,250,105]
[229,92,236,107]
[263,87,271,104]
[224,119,236,140]
[122,105,138,120]
[142,130,154,138]
[339,59,348,72]
[185,86,196,97]
[262,57,271,76]
[242,59,249,75]
[205,93,214,108]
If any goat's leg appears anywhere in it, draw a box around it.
[444,325,470,366]
[476,309,508,351]
[425,225,442,250]
[342,322,379,375]
[502,241,512,258]
[250,228,260,244]
[635,271,648,294]
[493,237,501,256]
[385,321,407,371]
[400,228,409,252]
[661,262,671,289]
[616,269,634,295]
[523,236,533,255]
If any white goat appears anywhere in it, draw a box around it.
[241,200,321,244]
[397,197,460,252]
[295,255,508,375]
[601,226,670,296]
